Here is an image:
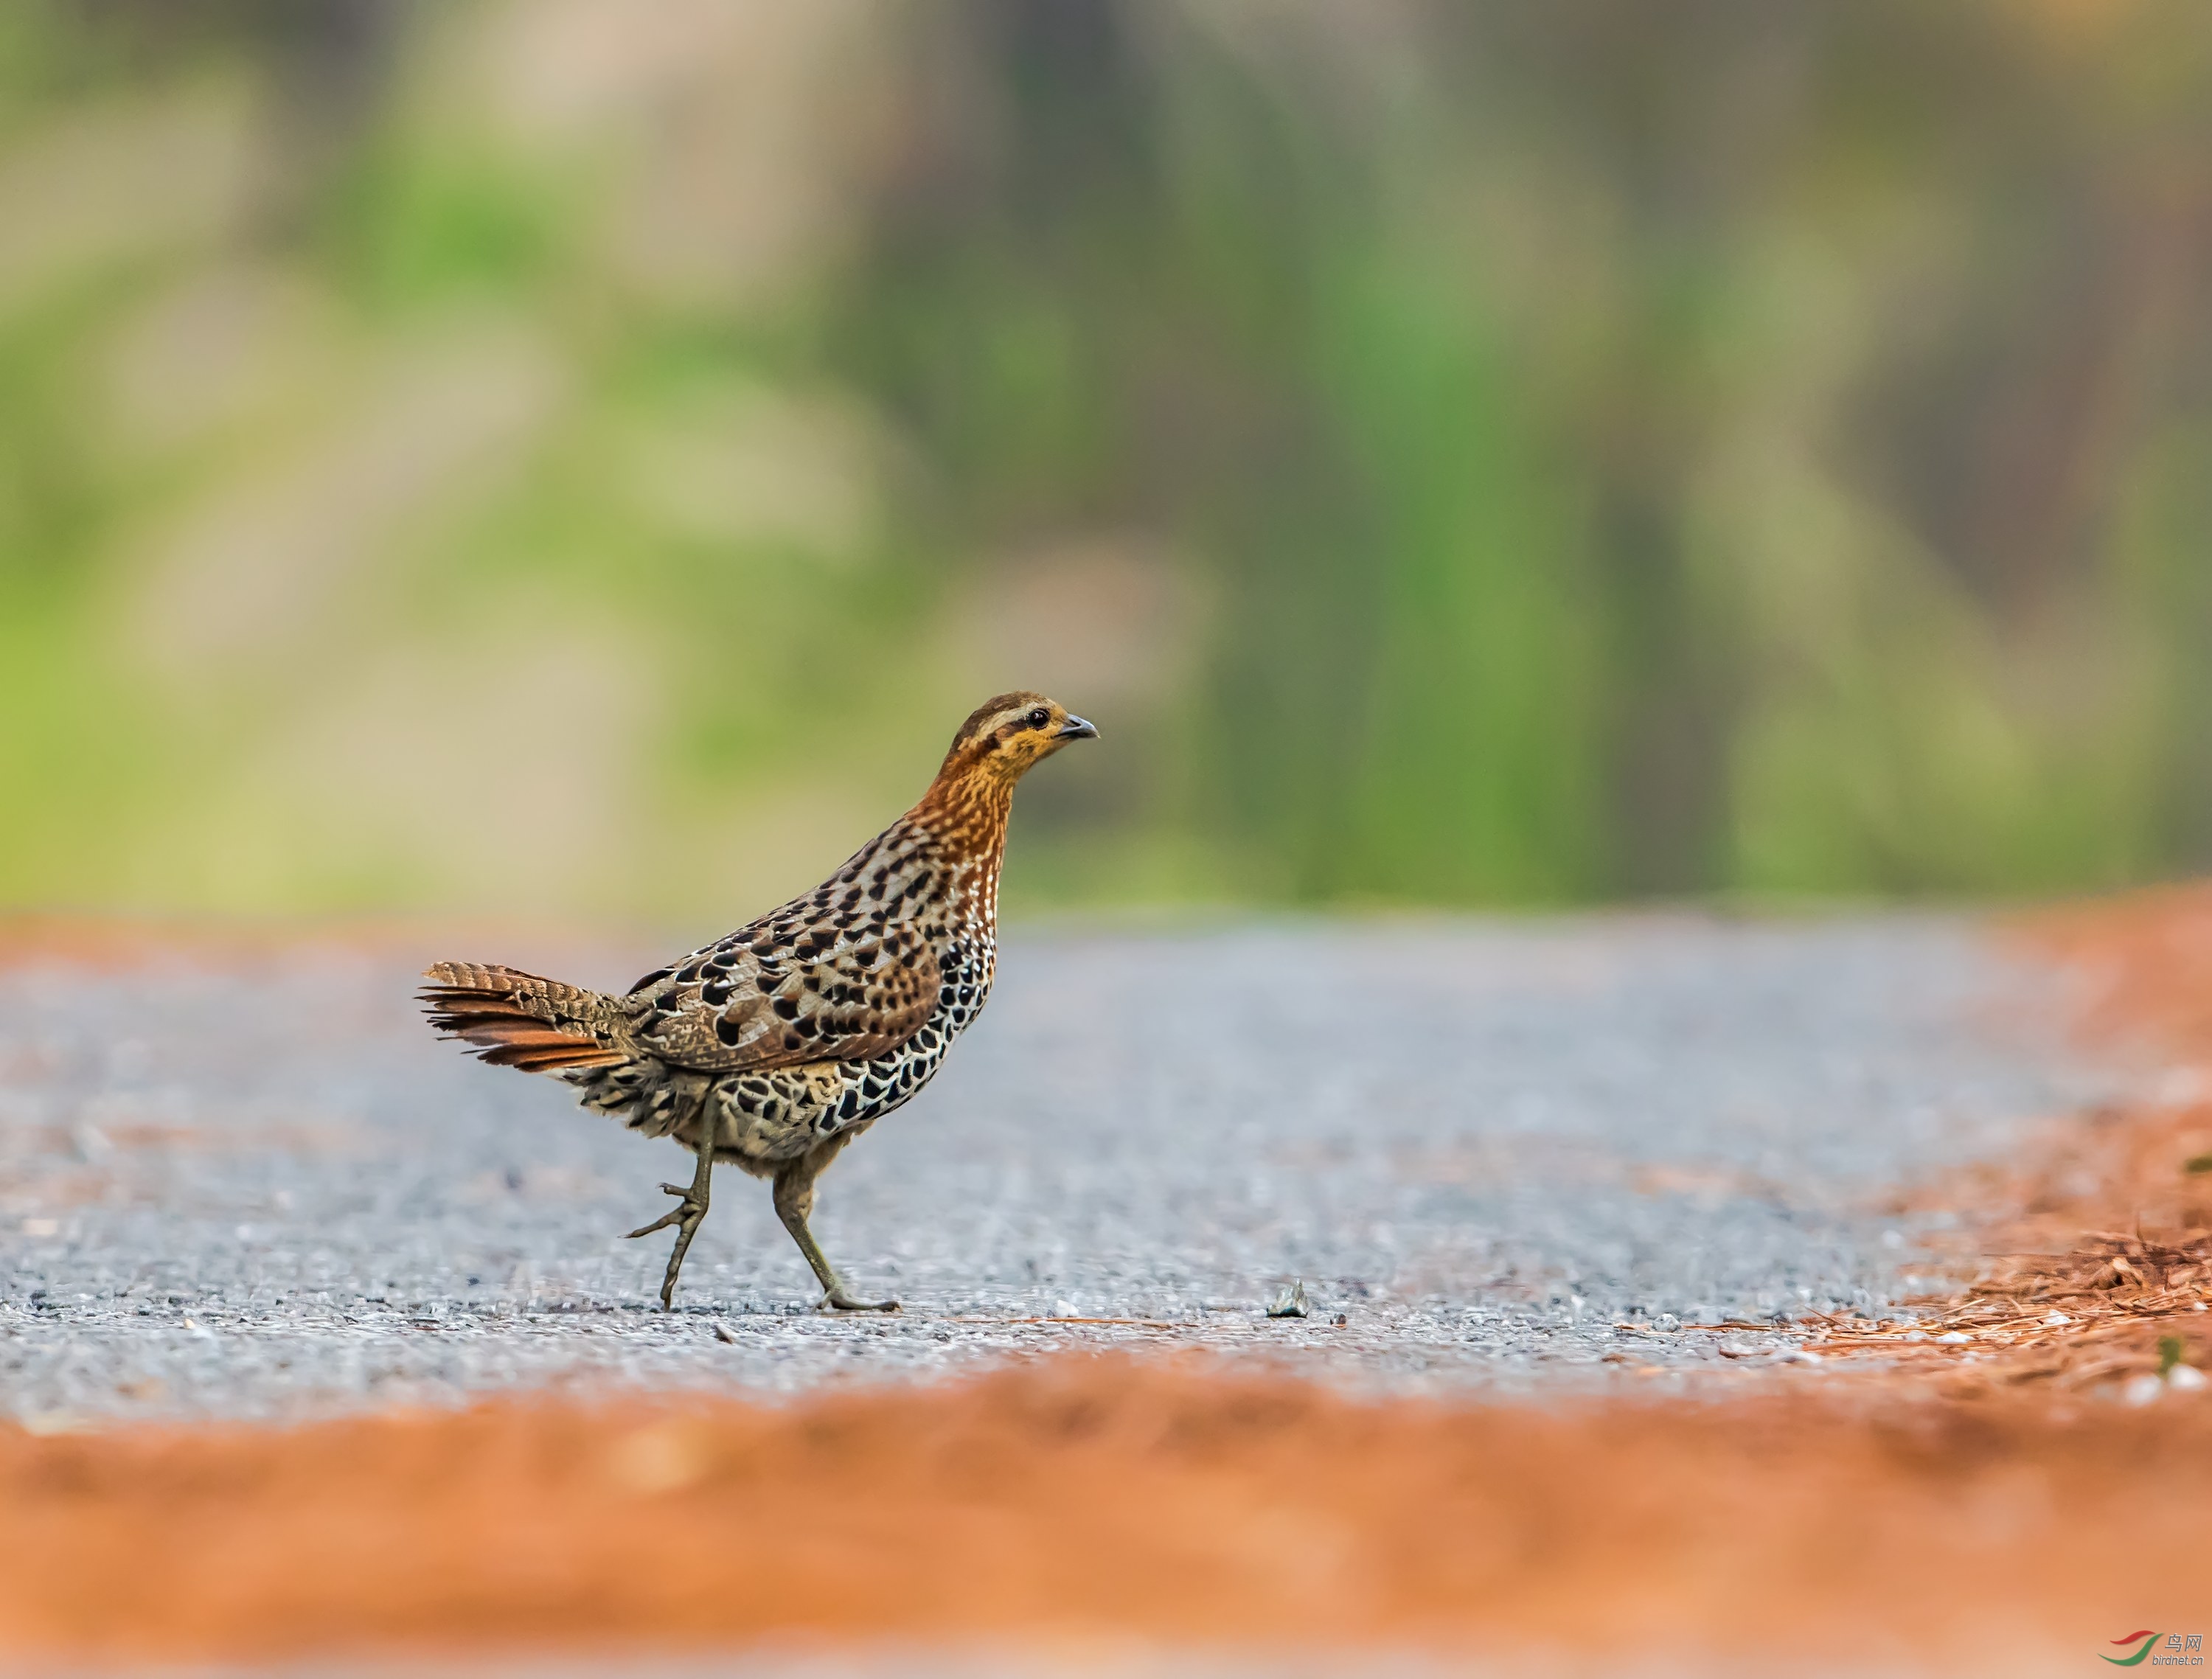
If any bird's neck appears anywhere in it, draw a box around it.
[912,769,1014,863]
[910,769,1014,933]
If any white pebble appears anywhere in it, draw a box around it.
[2123,1373,2164,1407]
[2042,1312,2070,1327]
[1935,1331,1970,1345]
[2168,1364,2208,1392]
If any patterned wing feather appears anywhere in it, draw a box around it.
[622,827,945,1073]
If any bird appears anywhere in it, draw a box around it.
[419,692,1096,1313]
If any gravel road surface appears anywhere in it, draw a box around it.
[0,915,2118,1423]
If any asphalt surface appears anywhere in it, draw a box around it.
[0,914,2118,1425]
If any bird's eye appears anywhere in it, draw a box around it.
[1026,708,1051,730]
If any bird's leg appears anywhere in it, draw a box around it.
[772,1156,897,1313]
[626,1096,715,1310]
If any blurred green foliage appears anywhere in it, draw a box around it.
[1,1,2210,920]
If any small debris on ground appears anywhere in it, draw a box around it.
[1266,1279,1310,1319]
[1788,1231,2212,1395]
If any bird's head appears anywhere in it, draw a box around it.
[933,691,1098,792]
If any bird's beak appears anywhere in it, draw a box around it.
[1056,715,1098,740]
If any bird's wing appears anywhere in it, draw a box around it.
[622,919,939,1073]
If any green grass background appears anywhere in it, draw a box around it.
[3,1,2209,920]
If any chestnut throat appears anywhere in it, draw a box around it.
[911,768,1016,869]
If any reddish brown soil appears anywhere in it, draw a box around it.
[2026,881,2212,1058]
[1820,891,2212,1388]
[5,895,2212,1666]
[3,1361,2207,1667]
[1766,895,2212,1393]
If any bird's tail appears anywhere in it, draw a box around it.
[419,961,631,1074]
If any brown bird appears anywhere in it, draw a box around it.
[420,692,1096,1311]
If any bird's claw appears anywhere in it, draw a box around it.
[820,1289,900,1313]
[626,1183,703,1241]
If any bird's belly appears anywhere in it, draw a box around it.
[830,1035,950,1130]
[757,974,992,1153]
[586,956,994,1167]
[706,1064,843,1164]
[700,1027,959,1165]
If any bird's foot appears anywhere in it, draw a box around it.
[819,1287,900,1313]
[627,1182,709,1310]
[625,1181,703,1241]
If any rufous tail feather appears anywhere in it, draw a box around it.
[418,961,630,1073]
